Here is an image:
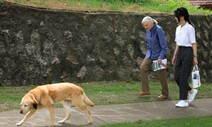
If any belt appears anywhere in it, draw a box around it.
[179,46,192,49]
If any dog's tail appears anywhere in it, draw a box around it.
[83,93,95,107]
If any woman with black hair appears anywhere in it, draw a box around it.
[172,7,198,108]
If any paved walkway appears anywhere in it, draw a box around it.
[0,98,212,127]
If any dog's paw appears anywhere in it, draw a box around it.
[58,120,65,124]
[88,120,93,124]
[16,122,23,126]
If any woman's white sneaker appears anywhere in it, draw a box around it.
[188,89,198,103]
[175,100,189,108]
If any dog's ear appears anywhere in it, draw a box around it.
[30,92,39,110]
[31,93,39,104]
[33,103,38,109]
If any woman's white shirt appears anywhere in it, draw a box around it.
[175,22,196,47]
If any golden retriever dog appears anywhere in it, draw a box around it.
[16,82,95,126]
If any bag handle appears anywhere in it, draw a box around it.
[193,65,199,71]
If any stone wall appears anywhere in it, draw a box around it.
[0,2,211,86]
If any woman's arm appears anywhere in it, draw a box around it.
[172,45,179,65]
[192,43,198,65]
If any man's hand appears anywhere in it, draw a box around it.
[158,59,167,68]
[158,59,162,64]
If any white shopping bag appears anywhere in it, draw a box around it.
[191,65,201,88]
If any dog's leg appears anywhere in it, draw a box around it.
[16,110,35,126]
[76,104,93,124]
[58,100,72,124]
[47,105,55,126]
[79,106,93,124]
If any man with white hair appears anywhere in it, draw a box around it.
[138,16,169,99]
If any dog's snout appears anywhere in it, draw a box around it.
[20,110,23,114]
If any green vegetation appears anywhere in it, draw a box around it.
[1,81,211,126]
[0,81,212,112]
[100,116,212,127]
[5,0,212,14]
[140,0,212,14]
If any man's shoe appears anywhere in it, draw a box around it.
[175,100,189,108]
[158,94,169,99]
[138,91,151,96]
[188,89,198,103]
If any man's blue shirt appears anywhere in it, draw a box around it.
[145,24,168,60]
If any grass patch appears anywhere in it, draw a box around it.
[5,0,212,14]
[0,81,212,112]
[1,81,212,126]
[99,116,212,127]
[141,0,212,15]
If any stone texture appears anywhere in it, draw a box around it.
[0,2,211,86]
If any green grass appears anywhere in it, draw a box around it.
[0,81,212,112]
[99,116,212,127]
[81,81,212,105]
[6,0,212,14]
[141,0,212,15]
[1,81,212,126]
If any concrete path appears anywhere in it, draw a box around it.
[0,99,212,127]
